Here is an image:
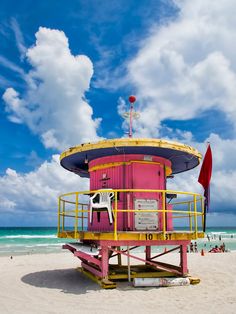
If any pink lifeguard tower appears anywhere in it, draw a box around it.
[58,96,204,288]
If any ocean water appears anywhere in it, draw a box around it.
[0,226,236,256]
[0,227,67,256]
[197,227,236,252]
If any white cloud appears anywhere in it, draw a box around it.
[121,0,236,218]
[2,27,101,150]
[166,133,236,214]
[11,18,27,60]
[0,198,16,212]
[0,135,234,224]
[126,0,236,137]
[1,8,235,224]
[3,88,24,123]
[0,55,26,76]
[0,75,14,88]
[0,155,88,222]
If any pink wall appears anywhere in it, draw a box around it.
[88,154,173,232]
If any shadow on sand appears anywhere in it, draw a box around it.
[21,268,101,295]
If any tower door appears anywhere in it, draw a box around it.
[131,162,162,231]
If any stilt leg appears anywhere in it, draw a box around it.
[180,244,188,276]
[117,246,122,266]
[127,246,131,282]
[145,246,151,264]
[101,246,109,278]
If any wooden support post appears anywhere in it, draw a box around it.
[117,246,122,266]
[180,244,188,276]
[127,246,131,282]
[145,246,151,264]
[101,246,109,278]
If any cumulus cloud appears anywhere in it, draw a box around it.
[120,0,236,219]
[0,155,88,223]
[166,132,236,214]
[1,9,235,224]
[0,133,234,225]
[2,27,101,150]
[126,0,236,137]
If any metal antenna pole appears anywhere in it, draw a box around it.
[129,102,133,138]
[128,95,136,138]
[122,95,139,138]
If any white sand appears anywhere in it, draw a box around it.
[0,251,236,314]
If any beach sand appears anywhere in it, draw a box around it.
[0,251,236,314]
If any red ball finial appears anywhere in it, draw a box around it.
[129,95,136,103]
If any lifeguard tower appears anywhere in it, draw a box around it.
[58,96,204,288]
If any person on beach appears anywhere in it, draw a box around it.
[190,242,194,253]
[222,242,226,252]
[220,242,226,252]
[209,245,221,253]
[194,242,198,253]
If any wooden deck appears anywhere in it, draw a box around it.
[58,230,204,241]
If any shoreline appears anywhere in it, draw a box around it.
[1,249,235,259]
[1,242,235,258]
[1,227,236,258]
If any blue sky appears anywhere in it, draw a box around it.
[1,0,236,226]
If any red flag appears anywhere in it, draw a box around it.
[198,144,212,211]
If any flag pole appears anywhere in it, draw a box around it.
[198,142,212,233]
[203,142,209,232]
[203,198,207,232]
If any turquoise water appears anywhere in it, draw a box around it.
[0,227,236,256]
[197,227,236,252]
[0,227,67,256]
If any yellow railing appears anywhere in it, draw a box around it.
[58,189,204,240]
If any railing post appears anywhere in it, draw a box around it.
[194,194,197,239]
[74,193,79,239]
[62,200,65,232]
[82,204,84,231]
[58,197,61,236]
[201,196,204,231]
[189,202,192,232]
[114,191,118,240]
[162,191,166,240]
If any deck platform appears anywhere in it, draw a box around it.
[58,230,204,241]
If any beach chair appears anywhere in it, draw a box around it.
[89,190,114,225]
